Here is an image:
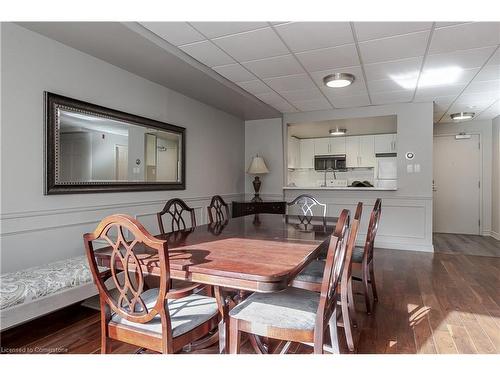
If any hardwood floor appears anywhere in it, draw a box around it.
[434,233,500,257]
[1,245,499,354]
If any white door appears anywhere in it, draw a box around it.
[115,144,128,181]
[433,135,481,234]
[345,136,359,167]
[374,134,396,154]
[299,139,315,168]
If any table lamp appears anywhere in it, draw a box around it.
[247,154,269,202]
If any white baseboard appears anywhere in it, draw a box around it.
[368,240,434,253]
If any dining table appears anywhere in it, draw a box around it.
[93,213,338,353]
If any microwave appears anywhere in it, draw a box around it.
[314,154,347,171]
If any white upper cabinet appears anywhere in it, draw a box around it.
[358,135,375,167]
[287,136,300,169]
[299,138,315,168]
[346,135,376,167]
[374,133,397,154]
[330,138,346,154]
[314,138,330,155]
[313,137,346,155]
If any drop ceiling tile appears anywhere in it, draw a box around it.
[364,56,423,82]
[417,67,479,89]
[295,44,359,72]
[280,88,324,102]
[331,94,371,108]
[414,83,467,100]
[424,46,497,71]
[359,31,429,64]
[179,41,234,67]
[212,28,289,62]
[475,65,500,81]
[371,90,413,105]
[140,22,205,46]
[189,22,268,38]
[243,55,304,79]
[448,101,493,114]
[368,78,414,93]
[476,101,500,119]
[354,22,432,42]
[462,79,500,94]
[435,22,471,28]
[310,66,366,97]
[454,91,500,106]
[263,73,317,92]
[292,98,332,112]
[255,92,296,112]
[487,48,500,65]
[429,22,500,54]
[273,22,354,52]
[415,95,456,113]
[212,63,256,82]
[236,80,273,96]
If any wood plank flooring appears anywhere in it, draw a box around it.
[1,235,499,354]
[434,232,500,257]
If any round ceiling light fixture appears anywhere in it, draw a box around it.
[323,73,355,88]
[329,128,347,136]
[450,112,475,121]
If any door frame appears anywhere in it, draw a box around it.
[433,132,483,234]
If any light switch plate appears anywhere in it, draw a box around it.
[407,164,414,173]
[414,164,421,173]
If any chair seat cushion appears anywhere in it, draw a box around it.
[352,247,365,263]
[0,256,99,310]
[294,260,325,284]
[110,288,218,338]
[229,287,319,331]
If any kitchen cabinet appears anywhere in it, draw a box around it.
[287,136,300,169]
[374,133,397,154]
[299,138,315,168]
[313,137,346,155]
[314,138,330,155]
[346,135,376,167]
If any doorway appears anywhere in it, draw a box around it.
[115,144,128,181]
[433,134,481,234]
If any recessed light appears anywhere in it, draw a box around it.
[323,73,355,88]
[450,112,475,121]
[329,128,347,136]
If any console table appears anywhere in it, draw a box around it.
[232,200,286,218]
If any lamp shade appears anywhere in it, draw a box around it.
[247,155,269,174]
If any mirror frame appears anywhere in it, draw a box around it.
[44,92,186,194]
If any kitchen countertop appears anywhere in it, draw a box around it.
[283,186,397,191]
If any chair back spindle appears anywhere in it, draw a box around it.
[157,198,197,234]
[207,195,230,224]
[286,194,327,225]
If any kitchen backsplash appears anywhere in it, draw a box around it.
[287,168,375,187]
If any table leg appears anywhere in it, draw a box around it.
[214,286,229,354]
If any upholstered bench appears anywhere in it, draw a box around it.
[0,255,104,330]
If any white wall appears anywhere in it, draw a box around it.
[492,116,500,239]
[0,23,245,273]
[245,102,434,251]
[244,118,283,199]
[434,119,493,236]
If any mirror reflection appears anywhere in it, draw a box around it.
[57,109,182,183]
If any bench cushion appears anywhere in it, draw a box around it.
[294,260,325,284]
[110,288,219,338]
[0,256,95,310]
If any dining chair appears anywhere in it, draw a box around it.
[207,195,230,224]
[291,202,363,352]
[157,198,197,234]
[228,209,350,354]
[286,194,327,225]
[352,198,381,315]
[83,214,220,354]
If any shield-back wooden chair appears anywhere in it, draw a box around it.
[352,198,381,314]
[228,209,350,354]
[84,214,220,354]
[157,198,196,234]
[291,202,363,352]
[286,194,327,226]
[207,195,230,224]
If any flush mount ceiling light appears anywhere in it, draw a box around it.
[323,73,355,88]
[450,112,475,121]
[329,128,347,136]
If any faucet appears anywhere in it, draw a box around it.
[322,167,336,187]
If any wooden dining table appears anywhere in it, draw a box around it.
[93,213,337,353]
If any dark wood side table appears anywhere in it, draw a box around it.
[232,200,286,218]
